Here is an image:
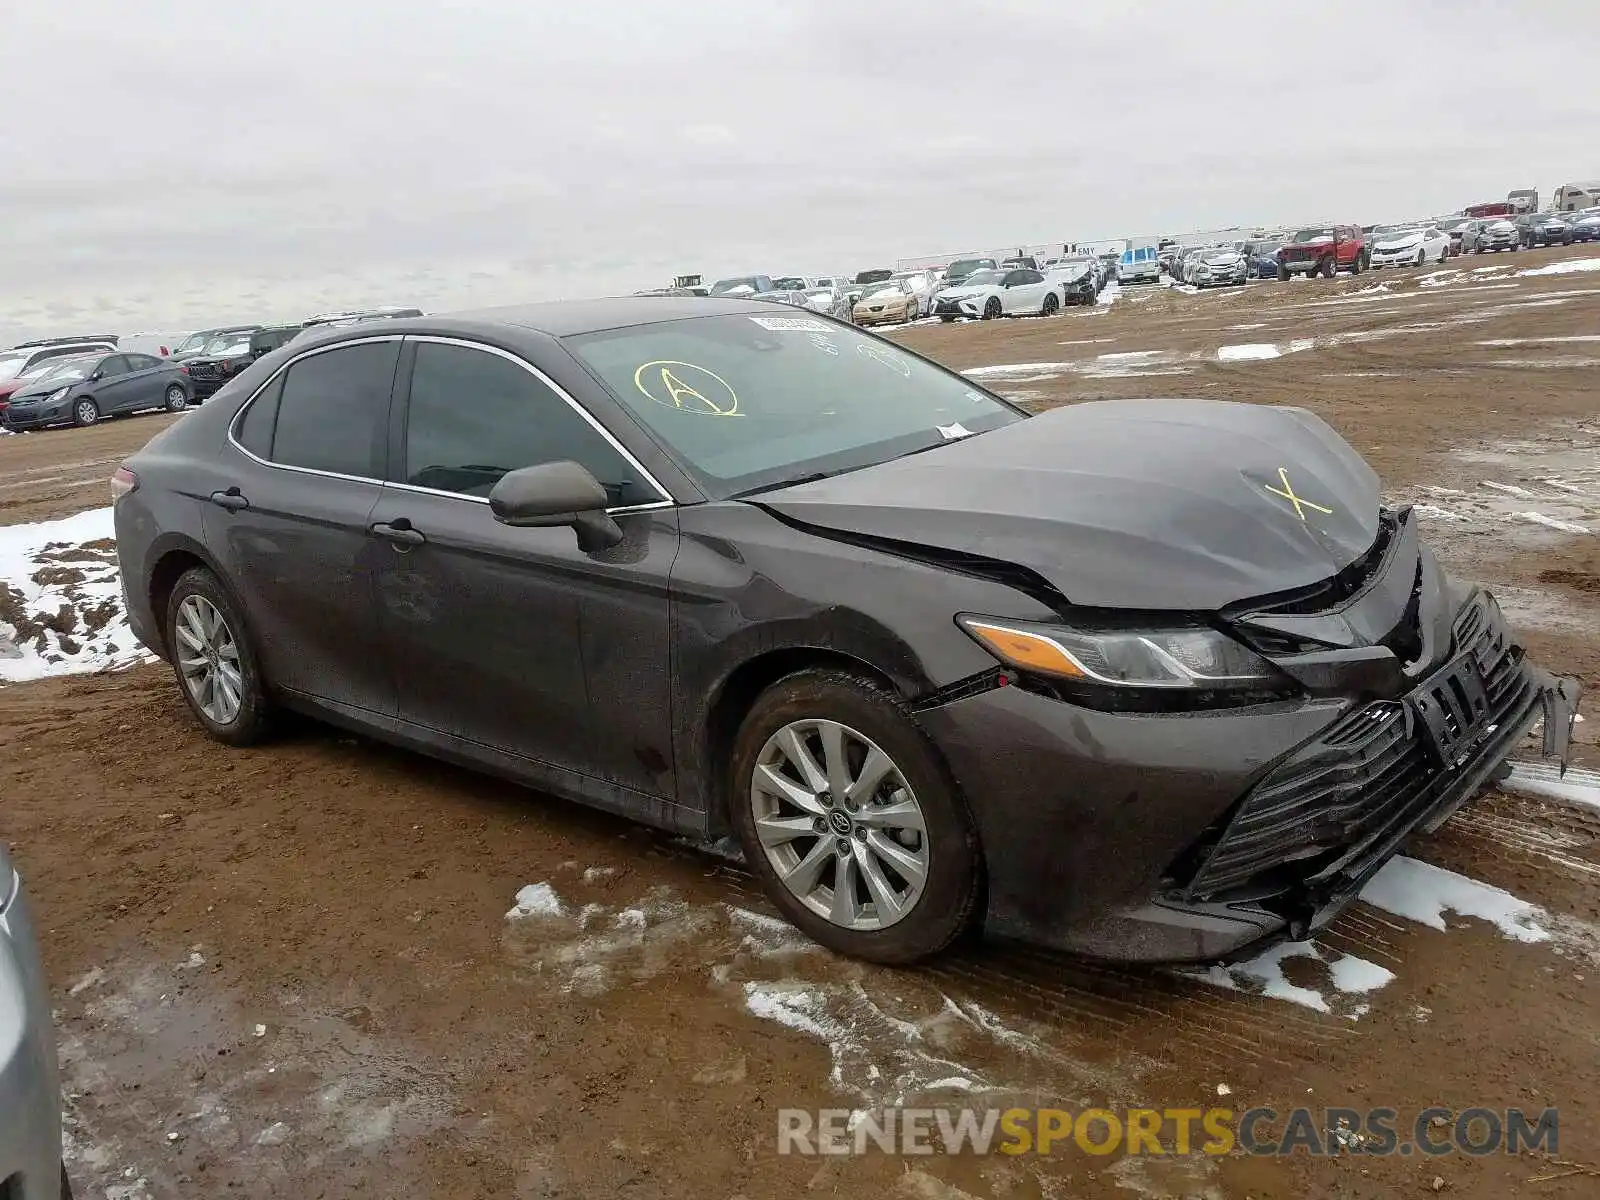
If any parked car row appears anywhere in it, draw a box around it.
[1,307,423,432]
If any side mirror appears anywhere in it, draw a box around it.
[90,371,104,382]
[488,460,623,552]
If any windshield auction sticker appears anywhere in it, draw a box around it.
[632,360,741,417]
[747,315,832,332]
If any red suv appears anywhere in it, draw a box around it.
[1276,225,1368,280]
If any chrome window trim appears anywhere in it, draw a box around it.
[226,332,676,514]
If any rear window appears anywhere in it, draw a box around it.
[264,341,399,476]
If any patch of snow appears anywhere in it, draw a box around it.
[1516,255,1600,277]
[1488,357,1600,369]
[961,362,1076,379]
[1514,511,1589,534]
[580,866,616,884]
[1480,481,1538,498]
[1360,856,1548,942]
[1413,504,1468,521]
[1501,762,1600,813]
[1185,941,1394,1016]
[1217,343,1282,361]
[0,507,153,682]
[506,882,564,919]
[1096,350,1163,360]
[1478,334,1600,346]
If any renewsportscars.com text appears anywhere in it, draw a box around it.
[777,1106,1558,1158]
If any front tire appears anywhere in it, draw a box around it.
[982,297,1001,320]
[729,669,982,964]
[72,397,100,427]
[1320,256,1336,278]
[165,567,273,746]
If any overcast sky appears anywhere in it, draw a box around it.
[2,0,1595,339]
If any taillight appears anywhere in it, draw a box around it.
[110,466,139,502]
[180,365,190,375]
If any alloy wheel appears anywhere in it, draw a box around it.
[175,595,243,725]
[749,718,929,931]
[75,399,98,425]
[166,385,189,411]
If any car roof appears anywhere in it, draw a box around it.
[428,295,777,337]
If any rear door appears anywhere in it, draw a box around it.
[207,336,401,718]
[368,336,680,799]
[121,353,168,408]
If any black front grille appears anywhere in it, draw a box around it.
[1175,593,1532,900]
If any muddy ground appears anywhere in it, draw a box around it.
[3,245,1599,1199]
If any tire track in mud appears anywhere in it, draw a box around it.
[657,832,1364,1085]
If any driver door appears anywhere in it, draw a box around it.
[369,336,680,800]
[1003,269,1046,313]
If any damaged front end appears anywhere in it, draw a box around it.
[1151,505,1581,959]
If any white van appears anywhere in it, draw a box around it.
[1117,238,1161,284]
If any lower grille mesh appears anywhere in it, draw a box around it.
[1177,593,1531,899]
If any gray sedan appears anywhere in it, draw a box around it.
[0,844,68,1199]
[1,351,193,430]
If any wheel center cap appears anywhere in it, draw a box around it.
[827,809,853,836]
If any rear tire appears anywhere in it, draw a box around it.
[165,567,273,746]
[728,668,982,964]
[1041,292,1059,316]
[164,383,190,412]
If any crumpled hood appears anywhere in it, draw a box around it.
[759,399,1382,611]
[1375,233,1423,250]
[936,285,990,301]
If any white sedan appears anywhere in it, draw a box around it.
[929,267,1062,321]
[1368,225,1451,269]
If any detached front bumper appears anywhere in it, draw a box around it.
[920,590,1580,963]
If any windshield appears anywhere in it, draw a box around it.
[0,352,32,382]
[1291,228,1334,242]
[1377,226,1421,239]
[711,278,765,295]
[946,259,993,275]
[771,277,807,291]
[958,269,1004,286]
[174,332,211,353]
[204,333,252,355]
[565,313,1023,499]
[30,357,97,385]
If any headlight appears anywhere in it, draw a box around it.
[47,387,70,402]
[957,614,1282,690]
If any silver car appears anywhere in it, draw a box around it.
[0,844,67,1199]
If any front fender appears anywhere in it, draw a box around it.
[669,503,1062,819]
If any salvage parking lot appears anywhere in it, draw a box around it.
[4,249,1600,1199]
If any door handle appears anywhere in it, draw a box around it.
[209,488,249,512]
[370,519,425,547]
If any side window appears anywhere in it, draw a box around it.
[1001,271,1022,286]
[1021,270,1044,284]
[126,354,160,371]
[98,355,131,377]
[270,341,399,476]
[403,341,650,506]
[235,373,285,459]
